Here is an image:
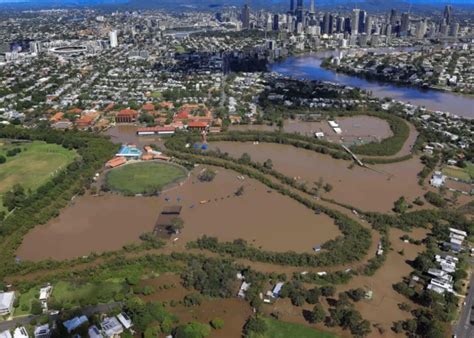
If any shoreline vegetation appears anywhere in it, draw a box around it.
[322,57,474,98]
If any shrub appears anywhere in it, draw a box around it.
[210,318,224,329]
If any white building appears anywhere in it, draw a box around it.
[12,327,29,338]
[430,171,446,187]
[0,291,15,316]
[109,30,118,48]
[0,330,12,338]
[101,317,123,338]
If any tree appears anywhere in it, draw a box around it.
[31,299,43,315]
[183,293,203,307]
[170,217,184,234]
[210,318,224,330]
[347,288,366,302]
[308,304,326,323]
[393,196,408,214]
[175,322,211,338]
[305,287,321,304]
[243,316,267,336]
[198,169,216,182]
[320,286,335,297]
[263,159,273,169]
[239,152,251,164]
[3,184,26,211]
[323,183,333,192]
[0,155,5,164]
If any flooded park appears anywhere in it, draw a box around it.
[17,167,340,261]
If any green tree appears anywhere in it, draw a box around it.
[393,196,408,214]
[243,316,267,336]
[263,159,273,169]
[175,322,211,338]
[170,217,184,234]
[31,299,43,315]
[308,304,326,323]
[210,318,224,329]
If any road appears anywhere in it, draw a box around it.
[454,259,474,338]
[0,302,121,333]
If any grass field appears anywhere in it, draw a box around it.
[51,280,125,308]
[105,161,187,195]
[250,317,338,338]
[15,288,37,316]
[0,141,76,211]
[442,164,474,181]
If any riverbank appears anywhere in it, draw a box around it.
[270,51,474,119]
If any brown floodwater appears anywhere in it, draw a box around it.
[229,116,393,146]
[141,274,253,338]
[105,124,166,148]
[17,167,340,261]
[210,142,426,212]
[336,227,428,336]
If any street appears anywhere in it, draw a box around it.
[454,259,474,338]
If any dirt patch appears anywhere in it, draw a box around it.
[17,167,341,261]
[210,141,426,212]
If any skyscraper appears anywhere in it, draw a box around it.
[290,0,296,14]
[242,4,250,30]
[351,9,360,35]
[109,30,118,48]
[309,0,315,15]
[296,0,304,26]
[443,5,452,25]
[364,15,372,35]
[273,14,279,31]
[389,9,398,27]
[322,12,330,34]
[358,10,367,34]
[400,12,409,36]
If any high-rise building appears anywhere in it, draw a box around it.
[400,13,409,36]
[296,0,304,26]
[415,20,427,39]
[389,9,398,26]
[109,30,118,48]
[241,4,250,30]
[443,5,452,25]
[449,22,459,38]
[358,10,367,34]
[351,9,360,35]
[364,15,372,35]
[290,0,296,14]
[335,16,344,33]
[322,13,330,34]
[344,17,351,33]
[273,14,280,31]
[309,0,315,15]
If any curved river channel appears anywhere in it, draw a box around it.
[270,49,474,119]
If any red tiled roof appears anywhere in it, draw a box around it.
[118,109,138,116]
[188,121,208,128]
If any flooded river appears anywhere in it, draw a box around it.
[271,50,474,119]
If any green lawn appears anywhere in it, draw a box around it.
[442,164,473,181]
[14,288,38,316]
[105,162,187,195]
[0,141,76,211]
[51,280,125,308]
[250,317,338,338]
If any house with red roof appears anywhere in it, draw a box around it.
[115,109,138,123]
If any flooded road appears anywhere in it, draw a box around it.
[271,50,474,119]
[17,167,340,261]
[210,142,426,212]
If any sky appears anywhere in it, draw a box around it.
[0,0,473,5]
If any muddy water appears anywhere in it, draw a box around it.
[210,142,426,212]
[336,227,428,337]
[17,167,340,261]
[105,125,166,148]
[229,116,393,146]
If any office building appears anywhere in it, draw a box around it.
[109,30,118,48]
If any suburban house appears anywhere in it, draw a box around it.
[0,291,15,316]
[101,316,124,337]
[34,324,51,338]
[13,327,29,338]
